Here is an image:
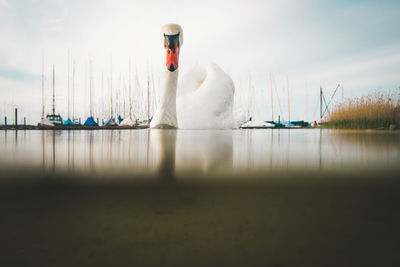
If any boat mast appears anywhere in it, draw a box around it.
[118,72,122,117]
[287,76,290,122]
[247,74,252,120]
[134,65,140,119]
[101,72,104,121]
[147,69,150,123]
[320,86,322,121]
[67,49,70,119]
[52,64,55,115]
[89,57,93,117]
[151,67,156,120]
[84,61,87,117]
[72,61,75,120]
[41,49,45,119]
[110,56,113,119]
[129,58,132,120]
[122,74,126,118]
[269,72,274,121]
[146,60,149,123]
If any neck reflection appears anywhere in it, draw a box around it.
[153,129,177,182]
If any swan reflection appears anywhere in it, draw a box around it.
[175,130,233,173]
[151,129,233,178]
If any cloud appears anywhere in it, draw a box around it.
[0,66,38,82]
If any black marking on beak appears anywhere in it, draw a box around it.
[168,64,176,72]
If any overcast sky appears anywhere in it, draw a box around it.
[1,0,400,123]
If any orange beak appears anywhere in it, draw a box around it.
[166,41,179,72]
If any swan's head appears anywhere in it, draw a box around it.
[162,23,183,72]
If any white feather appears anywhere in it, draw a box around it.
[177,62,238,129]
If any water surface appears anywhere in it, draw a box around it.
[1,129,399,177]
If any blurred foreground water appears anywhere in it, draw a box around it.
[1,129,400,266]
[0,128,399,177]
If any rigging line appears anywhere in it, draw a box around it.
[325,84,341,112]
[322,91,330,118]
[322,84,340,118]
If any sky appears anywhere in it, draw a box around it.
[0,0,400,124]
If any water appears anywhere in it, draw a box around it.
[0,129,399,176]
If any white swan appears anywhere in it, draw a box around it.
[150,23,242,129]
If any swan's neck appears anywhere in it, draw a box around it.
[151,69,178,128]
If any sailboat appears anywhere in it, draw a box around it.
[47,64,63,125]
[38,50,54,127]
[63,50,75,126]
[40,63,63,126]
[119,59,135,127]
[71,60,81,126]
[105,56,118,126]
[84,58,98,126]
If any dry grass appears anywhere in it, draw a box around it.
[326,91,400,129]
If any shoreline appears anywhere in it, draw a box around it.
[0,125,149,130]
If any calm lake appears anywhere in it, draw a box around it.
[1,129,400,267]
[1,129,399,177]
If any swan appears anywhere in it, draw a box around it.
[150,23,243,129]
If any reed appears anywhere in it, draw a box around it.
[325,91,400,129]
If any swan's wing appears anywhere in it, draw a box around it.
[177,62,236,129]
[194,62,234,117]
[177,63,207,97]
